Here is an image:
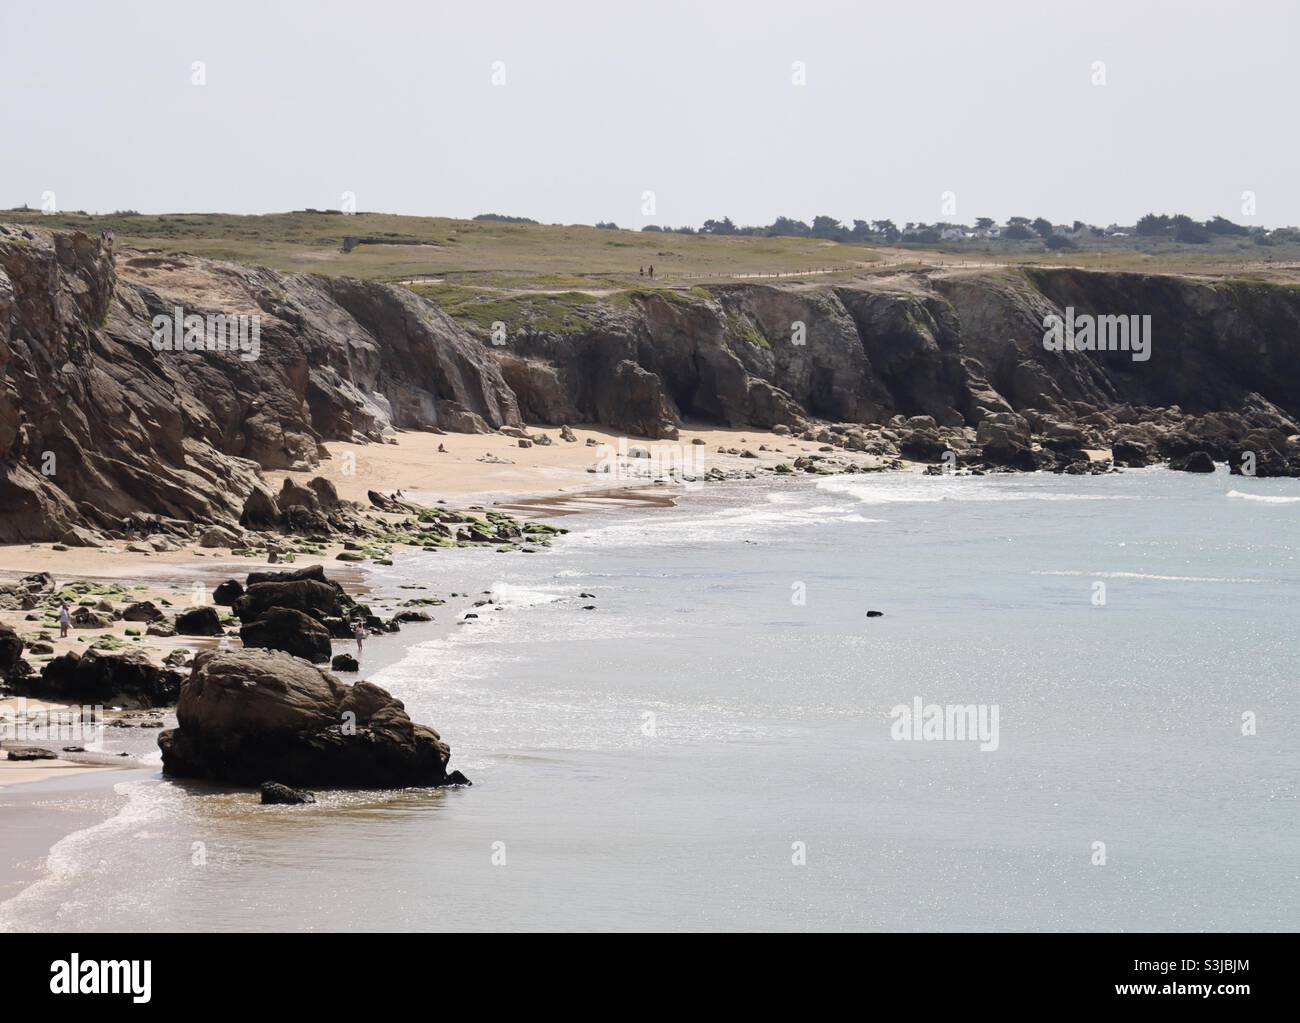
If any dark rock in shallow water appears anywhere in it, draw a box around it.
[331,653,359,672]
[322,616,354,639]
[260,781,316,805]
[158,649,462,789]
[176,606,224,636]
[24,648,181,708]
[866,610,884,618]
[1169,451,1216,473]
[240,607,332,664]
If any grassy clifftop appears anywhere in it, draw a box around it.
[0,209,879,285]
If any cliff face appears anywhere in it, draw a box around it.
[0,225,519,542]
[496,269,1300,443]
[2,224,1298,543]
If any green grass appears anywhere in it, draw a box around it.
[725,314,771,348]
[0,209,882,285]
[408,283,598,333]
[8,208,1300,294]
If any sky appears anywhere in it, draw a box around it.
[2,0,1297,227]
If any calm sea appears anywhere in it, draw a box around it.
[3,468,1297,931]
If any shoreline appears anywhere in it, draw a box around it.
[0,464,1292,930]
[0,766,151,908]
[0,433,1202,921]
[0,468,703,919]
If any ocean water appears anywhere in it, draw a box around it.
[2,467,1297,932]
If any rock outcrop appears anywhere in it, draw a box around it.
[158,649,463,789]
[175,606,224,636]
[240,606,332,663]
[20,648,182,708]
[0,224,520,543]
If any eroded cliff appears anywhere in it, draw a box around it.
[2,224,1297,543]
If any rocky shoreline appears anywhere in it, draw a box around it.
[4,216,1300,803]
[3,224,1300,553]
[0,488,573,796]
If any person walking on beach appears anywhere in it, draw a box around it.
[58,601,71,638]
[354,622,366,657]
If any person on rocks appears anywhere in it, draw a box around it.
[353,622,367,657]
[58,601,71,639]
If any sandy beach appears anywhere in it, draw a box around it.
[0,421,888,916]
[282,423,857,504]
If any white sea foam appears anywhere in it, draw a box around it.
[567,495,882,548]
[1032,570,1266,584]
[1227,490,1300,504]
[817,475,1135,505]
[488,582,567,608]
[0,778,169,932]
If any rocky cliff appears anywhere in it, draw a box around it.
[2,224,1298,543]
[0,225,519,542]
[491,269,1300,472]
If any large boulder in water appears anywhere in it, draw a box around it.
[240,607,332,663]
[23,648,182,708]
[157,649,464,789]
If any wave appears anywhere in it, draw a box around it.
[0,777,167,932]
[1032,570,1266,584]
[816,475,1136,505]
[568,500,882,547]
[487,582,567,608]
[1227,490,1300,504]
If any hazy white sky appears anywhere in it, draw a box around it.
[3,0,1297,227]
